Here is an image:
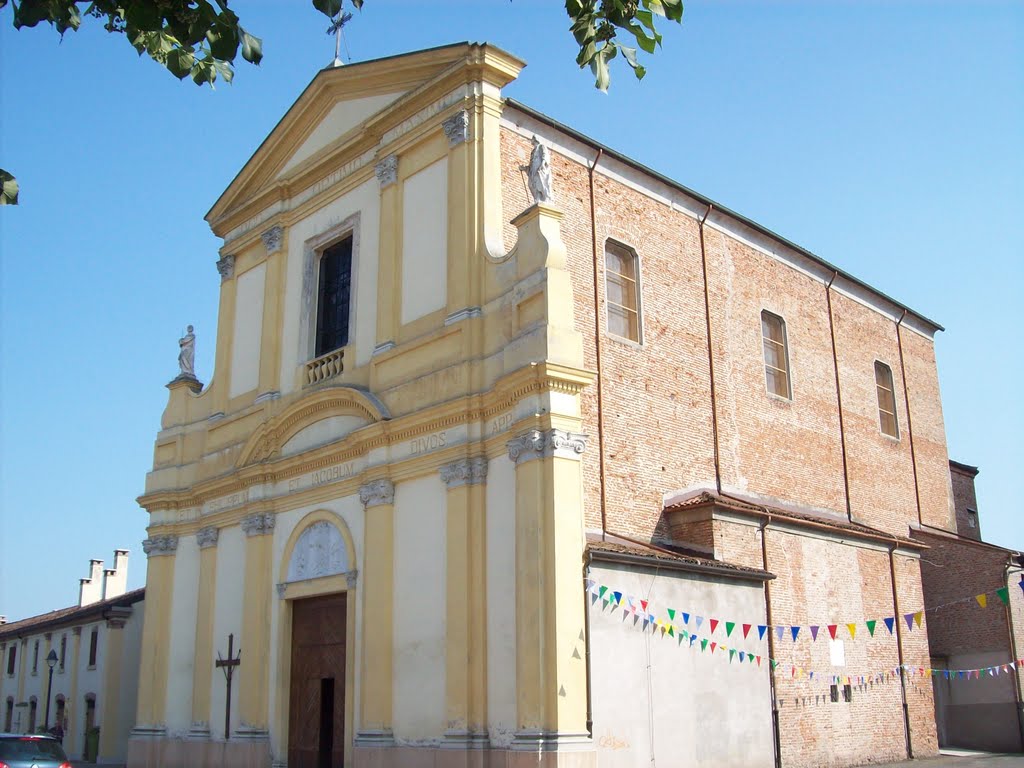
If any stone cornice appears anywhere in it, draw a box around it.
[139,363,595,520]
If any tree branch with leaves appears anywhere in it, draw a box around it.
[0,0,683,205]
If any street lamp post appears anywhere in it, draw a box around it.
[43,649,58,732]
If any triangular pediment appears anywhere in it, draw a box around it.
[206,42,524,235]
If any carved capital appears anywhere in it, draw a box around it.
[375,155,398,188]
[276,583,288,599]
[216,254,235,281]
[507,429,587,464]
[359,479,394,508]
[440,457,489,488]
[345,569,358,589]
[442,110,470,147]
[142,535,179,557]
[241,513,275,537]
[261,225,284,254]
[196,526,220,549]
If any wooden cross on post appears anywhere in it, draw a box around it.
[216,633,241,739]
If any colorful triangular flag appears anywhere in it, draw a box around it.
[695,616,704,630]
[997,587,1010,606]
[775,626,785,641]
[883,617,895,635]
[612,591,622,605]
[758,625,767,641]
[726,621,736,637]
[729,649,736,662]
[710,619,720,635]
[827,624,838,640]
[668,608,676,621]
[976,594,988,609]
[914,611,923,628]
[810,625,819,641]
[791,626,800,642]
[682,612,690,625]
[904,613,914,630]
[847,623,857,639]
[599,586,608,599]
[866,620,877,637]
[701,638,708,652]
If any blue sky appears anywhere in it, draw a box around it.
[1,1,1021,621]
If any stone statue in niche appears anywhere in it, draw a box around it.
[523,135,552,204]
[178,325,196,378]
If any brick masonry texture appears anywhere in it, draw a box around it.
[499,123,957,764]
[950,464,982,540]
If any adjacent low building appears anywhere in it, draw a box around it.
[914,462,1024,753]
[0,551,144,765]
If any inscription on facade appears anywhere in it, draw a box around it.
[410,431,447,456]
[489,413,514,436]
[287,461,359,492]
[204,490,248,516]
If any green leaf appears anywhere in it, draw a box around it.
[213,59,234,84]
[312,0,343,19]
[165,48,195,79]
[590,44,616,92]
[124,1,162,32]
[0,169,18,206]
[206,18,239,61]
[240,30,263,65]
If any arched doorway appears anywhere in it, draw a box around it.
[277,513,357,768]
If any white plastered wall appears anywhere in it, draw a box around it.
[279,178,380,395]
[392,474,446,742]
[267,492,364,760]
[485,454,517,747]
[165,538,200,735]
[229,262,267,399]
[400,157,448,325]
[209,526,245,740]
[588,562,773,768]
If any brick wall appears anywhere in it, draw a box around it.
[500,122,954,542]
[949,462,981,540]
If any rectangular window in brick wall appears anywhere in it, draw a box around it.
[761,310,791,399]
[605,241,641,343]
[875,360,899,438]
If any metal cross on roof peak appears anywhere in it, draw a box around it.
[327,10,354,68]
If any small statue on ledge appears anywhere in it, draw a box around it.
[523,135,552,204]
[178,325,196,379]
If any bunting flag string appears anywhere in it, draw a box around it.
[589,578,1024,687]
[584,574,1024,647]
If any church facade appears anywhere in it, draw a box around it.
[128,42,980,768]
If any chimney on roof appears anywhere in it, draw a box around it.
[79,558,105,607]
[101,549,129,601]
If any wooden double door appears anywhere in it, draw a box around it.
[289,593,347,768]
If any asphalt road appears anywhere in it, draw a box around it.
[884,751,1024,766]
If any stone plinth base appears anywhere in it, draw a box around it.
[127,734,270,768]
[353,744,597,768]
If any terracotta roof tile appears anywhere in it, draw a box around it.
[0,588,145,640]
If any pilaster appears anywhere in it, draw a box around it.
[190,526,220,736]
[356,479,395,748]
[135,535,178,731]
[506,429,590,749]
[259,225,286,397]
[374,156,400,352]
[65,627,83,755]
[440,457,489,747]
[98,612,129,761]
[238,513,275,738]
